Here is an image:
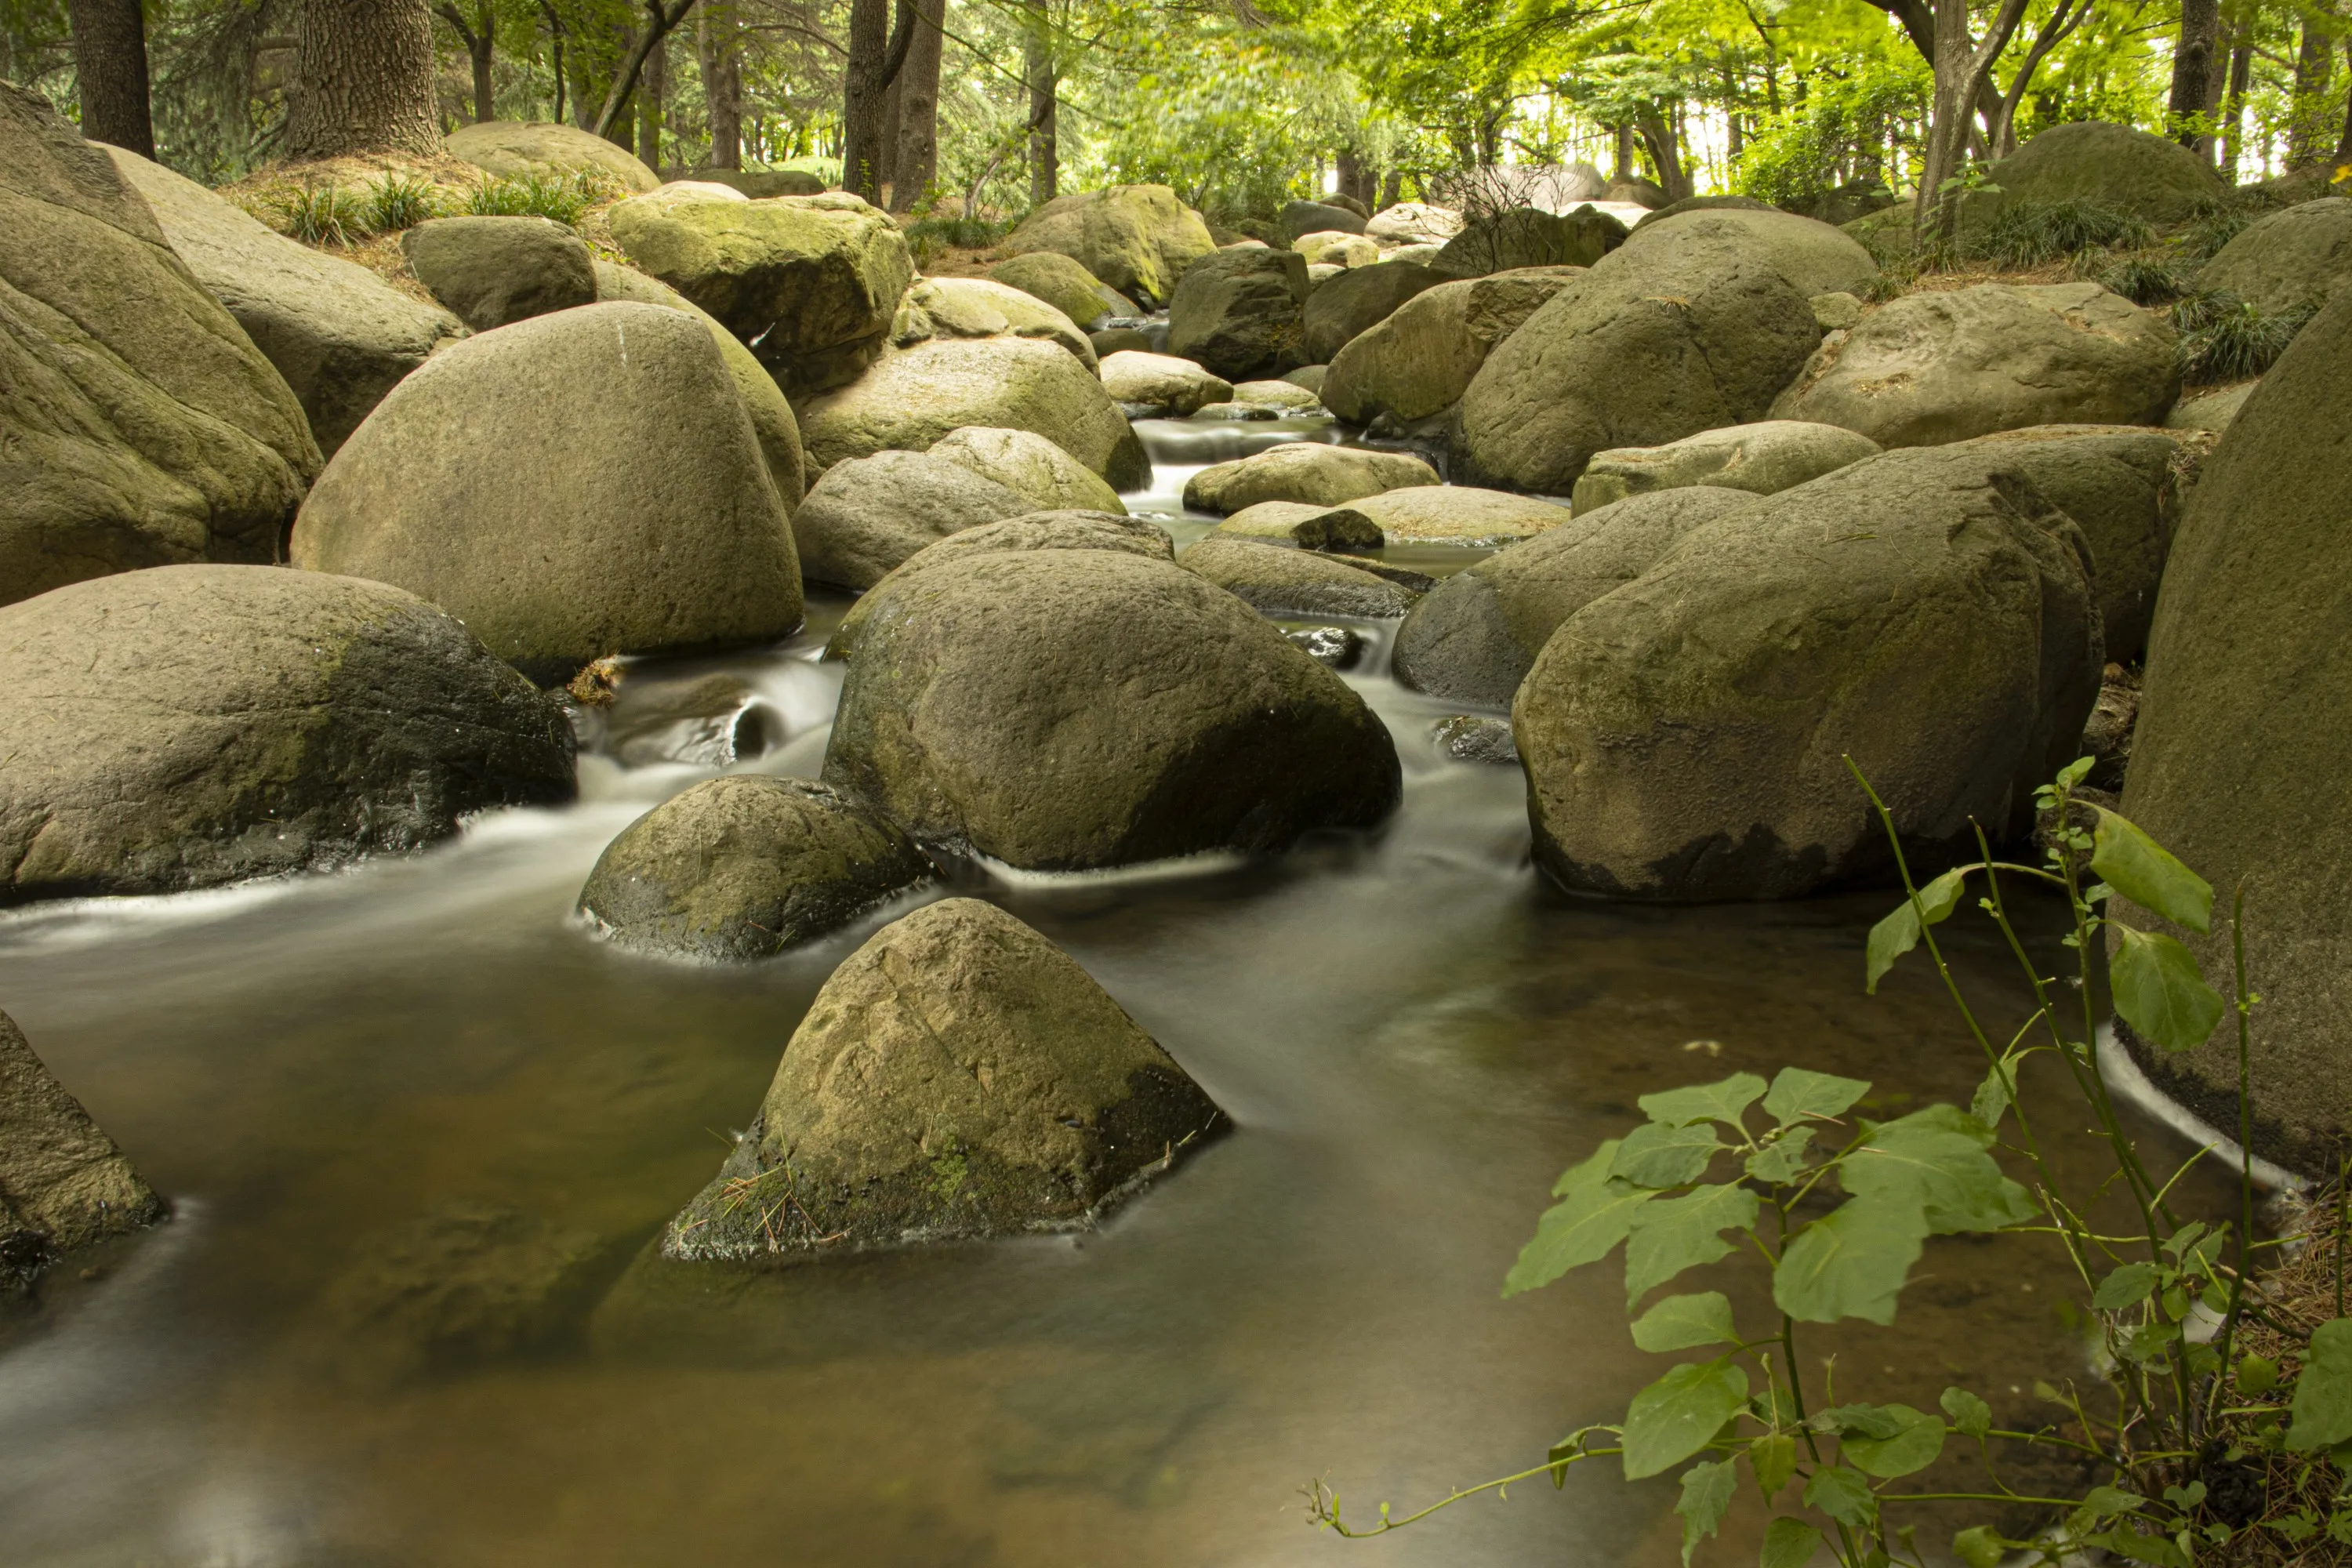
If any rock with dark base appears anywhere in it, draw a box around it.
[1165,246,1309,380]
[1978,121,2226,225]
[1179,535,1418,618]
[0,564,575,902]
[0,1009,165,1293]
[400,216,597,332]
[662,898,1225,1259]
[1183,445,1438,512]
[1432,207,1624,277]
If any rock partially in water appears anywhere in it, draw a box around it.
[0,564,575,902]
[1571,420,1882,513]
[1212,503,1383,550]
[1433,715,1519,764]
[927,426,1126,515]
[1180,535,1419,619]
[791,448,1038,592]
[0,1009,165,1294]
[824,550,1400,869]
[662,898,1225,1260]
[1285,625,1365,670]
[1347,486,1572,546]
[579,776,931,960]
[400,216,595,332]
[1192,401,1280,421]
[1230,379,1322,411]
[1098,350,1231,417]
[1091,326,1154,358]
[1183,445,1438,513]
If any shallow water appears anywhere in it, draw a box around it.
[0,419,2233,1567]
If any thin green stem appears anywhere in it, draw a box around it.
[2212,883,2257,1421]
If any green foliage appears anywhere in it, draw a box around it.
[2172,202,2252,266]
[2102,257,2187,306]
[364,175,441,234]
[269,183,369,247]
[2171,291,2317,385]
[1969,199,2152,268]
[464,170,615,227]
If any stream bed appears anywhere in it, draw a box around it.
[0,419,2233,1567]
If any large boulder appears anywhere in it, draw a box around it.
[1,82,319,608]
[684,167,826,199]
[1000,185,1217,307]
[2111,292,2352,1172]
[928,426,1124,514]
[1570,420,1883,512]
[1514,448,2103,900]
[985,250,1138,328]
[822,550,1401,869]
[1165,246,1308,380]
[1098,350,1230,416]
[399,216,596,332]
[797,335,1147,488]
[790,449,1037,590]
[891,275,1096,371]
[1366,202,1463,246]
[1457,209,1877,495]
[444,120,659,192]
[0,564,575,902]
[604,191,915,394]
[1770,282,2180,447]
[1980,121,2227,225]
[2195,198,2352,318]
[1178,535,1418,619]
[292,302,802,676]
[1302,260,1443,365]
[591,260,805,512]
[578,776,931,960]
[1347,485,1573,545]
[1323,267,1584,426]
[662,898,1225,1260]
[104,147,461,458]
[1294,231,1380,269]
[1432,206,1625,278]
[0,1008,165,1292]
[1182,444,1439,512]
[1281,199,1367,241]
[1392,488,1754,706]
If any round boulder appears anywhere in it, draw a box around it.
[1302,260,1443,365]
[928,426,1125,514]
[891,275,1097,371]
[579,776,931,960]
[791,449,1037,590]
[1348,485,1574,546]
[0,564,575,902]
[1432,207,1626,278]
[1980,121,2227,225]
[1366,202,1464,246]
[1294,231,1380,269]
[2194,198,2352,318]
[661,898,1226,1260]
[986,250,1138,328]
[1323,267,1584,426]
[822,550,1402,869]
[1099,350,1232,417]
[1281,199,1367,241]
[443,120,659,192]
[1165,247,1310,380]
[1182,444,1439,513]
[999,185,1218,307]
[400,216,596,332]
[1570,420,1883,512]
[292,301,803,676]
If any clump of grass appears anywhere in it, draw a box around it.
[363,174,439,234]
[2103,256,2189,305]
[2172,289,2314,383]
[464,169,618,227]
[271,183,369,247]
[1970,198,2151,267]
[2173,200,2253,265]
[903,212,1007,267]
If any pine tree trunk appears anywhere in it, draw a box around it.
[699,1,741,168]
[840,0,889,201]
[286,0,440,159]
[1025,0,1056,207]
[2220,38,2252,180]
[67,0,154,158]
[637,31,665,172]
[2168,0,2220,150]
[888,0,942,212]
[469,20,493,122]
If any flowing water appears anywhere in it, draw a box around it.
[0,419,2234,1567]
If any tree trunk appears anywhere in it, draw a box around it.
[1635,107,1691,199]
[542,2,566,124]
[698,0,742,169]
[1612,122,1633,180]
[592,2,697,143]
[888,0,943,212]
[286,0,440,159]
[2288,20,2338,165]
[638,30,665,172]
[1917,0,2029,234]
[1025,0,1057,208]
[2168,0,2220,150]
[840,0,890,201]
[1380,169,1402,207]
[2220,35,2252,180]
[67,0,153,158]
[2337,40,2352,164]
[434,4,496,122]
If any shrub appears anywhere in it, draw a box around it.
[1969,198,2151,267]
[464,170,618,227]
[2103,256,2189,306]
[2172,290,2314,383]
[363,174,439,234]
[270,183,368,247]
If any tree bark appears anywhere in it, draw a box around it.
[2168,0,2220,150]
[68,0,153,158]
[592,1,696,143]
[2336,39,2352,164]
[840,0,890,201]
[433,3,495,122]
[1991,0,2092,156]
[698,0,742,169]
[1635,106,1691,200]
[286,0,441,159]
[888,0,943,212]
[2220,35,2252,180]
[541,2,567,124]
[1916,0,2030,234]
[1025,0,1057,207]
[2288,19,2339,165]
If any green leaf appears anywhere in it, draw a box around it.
[1818,1403,1902,1439]
[1773,1196,1928,1326]
[1612,1120,1723,1189]
[1625,1183,1761,1308]
[1762,1067,1871,1126]
[2093,1261,2161,1310]
[1839,1402,1946,1478]
[2287,1319,2352,1450]
[1639,1073,1769,1131]
[1676,1459,1737,1566]
[2239,1355,2279,1396]
[1839,1103,2039,1235]
[1762,1517,1821,1568]
[1504,1177,1654,1298]
[1802,1462,1878,1529]
[1953,1525,2008,1568]
[1622,1359,1751,1480]
[1940,1386,1992,1439]
[2092,808,2213,933]
[2082,1485,2146,1519]
[1745,1127,1816,1185]
[1552,1139,1624,1198]
[1969,1053,2024,1131]
[1864,869,1965,993]
[2111,927,2225,1053]
[1749,1433,1797,1502]
[1633,1292,1740,1352]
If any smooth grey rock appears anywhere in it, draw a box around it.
[1179,535,1418,618]
[2194,198,2352,317]
[1571,420,1883,512]
[400,216,595,332]
[792,448,1037,590]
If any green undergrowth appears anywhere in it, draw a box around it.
[2172,292,2316,384]
[255,167,620,247]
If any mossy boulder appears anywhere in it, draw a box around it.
[790,448,1037,590]
[1165,246,1309,380]
[292,302,802,676]
[891,275,1096,371]
[1570,420,1882,512]
[1980,121,2226,225]
[444,120,659,192]
[604,190,915,394]
[1098,350,1231,416]
[2194,198,2352,317]
[2112,292,2352,1173]
[1178,535,1419,618]
[399,216,596,332]
[1,82,318,608]
[1323,267,1584,426]
[0,564,575,902]
[822,550,1400,869]
[1182,444,1438,512]
[662,898,1225,1261]
[579,776,931,960]
[105,146,461,458]
[1514,448,2103,900]
[1000,185,1217,307]
[929,426,1125,514]
[1302,260,1443,365]
[0,1008,165,1293]
[986,250,1139,327]
[1770,282,2180,446]
[797,335,1147,488]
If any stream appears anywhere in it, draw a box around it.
[0,416,2234,1567]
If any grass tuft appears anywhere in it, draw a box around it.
[1969,198,2151,267]
[2172,289,2314,383]
[464,169,619,227]
[270,183,369,247]
[2173,201,2253,265]
[363,174,439,234]
[2103,256,2189,305]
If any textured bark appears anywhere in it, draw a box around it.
[888,0,943,212]
[2220,37,2252,179]
[699,1,741,168]
[591,2,695,142]
[2288,20,2339,164]
[2167,0,2220,150]
[287,0,440,158]
[1916,0,2029,234]
[68,0,154,158]
[1025,0,1056,206]
[637,30,665,172]
[840,0,890,201]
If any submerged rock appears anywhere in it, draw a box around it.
[1286,625,1365,670]
[0,1009,165,1293]
[662,898,1225,1260]
[579,776,931,960]
[1433,715,1519,764]
[1180,535,1418,619]
[400,216,596,332]
[1183,445,1438,513]
[0,564,574,902]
